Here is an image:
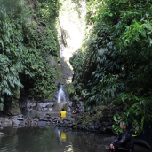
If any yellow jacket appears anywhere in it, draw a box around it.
[60,111,67,118]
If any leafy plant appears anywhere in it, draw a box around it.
[0,0,60,112]
[69,0,152,134]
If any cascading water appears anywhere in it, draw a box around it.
[54,0,87,112]
[51,84,68,112]
[57,85,66,103]
[21,0,86,115]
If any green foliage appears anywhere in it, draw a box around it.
[112,114,124,134]
[0,103,4,111]
[36,0,60,22]
[0,0,60,111]
[118,94,152,134]
[0,8,24,103]
[70,0,152,134]
[19,0,60,100]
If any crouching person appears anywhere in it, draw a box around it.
[109,122,134,152]
[60,108,67,118]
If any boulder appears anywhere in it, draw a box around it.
[53,102,68,111]
[12,119,20,126]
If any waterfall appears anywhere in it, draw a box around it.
[55,0,86,111]
[58,85,66,103]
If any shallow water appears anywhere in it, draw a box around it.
[0,126,150,152]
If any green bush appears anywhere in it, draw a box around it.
[0,0,60,111]
[70,0,152,134]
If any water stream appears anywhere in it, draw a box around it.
[58,85,66,103]
[0,126,150,152]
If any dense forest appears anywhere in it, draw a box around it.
[0,0,60,114]
[0,0,152,136]
[69,0,152,134]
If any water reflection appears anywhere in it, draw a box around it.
[64,142,74,152]
[60,132,67,142]
[0,126,151,152]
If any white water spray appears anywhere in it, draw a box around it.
[58,85,66,103]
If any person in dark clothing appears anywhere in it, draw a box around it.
[109,122,134,152]
[72,107,79,114]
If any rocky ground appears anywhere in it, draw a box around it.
[0,105,114,134]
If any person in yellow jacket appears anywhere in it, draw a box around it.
[60,108,67,118]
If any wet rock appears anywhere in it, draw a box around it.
[45,113,51,118]
[12,116,18,119]
[0,118,12,126]
[46,103,54,108]
[0,132,4,135]
[20,120,26,127]
[12,119,20,126]
[18,114,24,120]
[39,117,45,121]
[38,121,47,127]
[68,124,73,127]
[46,122,51,126]
[34,119,39,122]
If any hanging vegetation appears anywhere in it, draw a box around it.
[0,0,60,113]
[70,0,152,134]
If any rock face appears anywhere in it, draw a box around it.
[53,102,68,111]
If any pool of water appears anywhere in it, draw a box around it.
[0,126,151,152]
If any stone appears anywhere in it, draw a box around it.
[37,121,47,127]
[0,132,4,135]
[12,120,20,126]
[18,114,24,120]
[20,121,26,127]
